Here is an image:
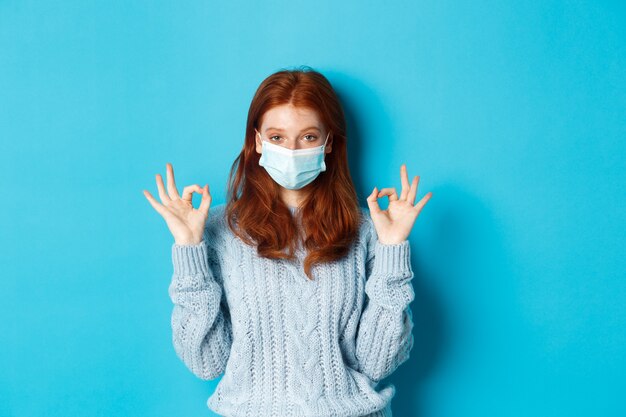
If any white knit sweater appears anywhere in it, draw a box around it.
[169,203,415,417]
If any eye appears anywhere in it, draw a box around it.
[269,135,282,141]
[304,134,317,141]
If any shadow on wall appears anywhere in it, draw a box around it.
[328,72,450,416]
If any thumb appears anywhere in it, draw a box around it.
[366,186,382,216]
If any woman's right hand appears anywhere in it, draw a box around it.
[143,162,212,245]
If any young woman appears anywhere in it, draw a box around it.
[143,67,432,417]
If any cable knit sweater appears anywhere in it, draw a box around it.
[169,203,415,417]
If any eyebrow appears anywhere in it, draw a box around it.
[265,126,321,133]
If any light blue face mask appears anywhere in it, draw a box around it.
[256,129,330,190]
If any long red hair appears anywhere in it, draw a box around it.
[224,66,363,280]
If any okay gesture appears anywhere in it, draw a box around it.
[366,164,433,245]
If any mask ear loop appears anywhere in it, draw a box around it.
[322,131,331,149]
[256,129,270,150]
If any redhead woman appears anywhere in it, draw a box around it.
[143,67,432,417]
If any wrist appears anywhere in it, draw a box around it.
[174,238,203,246]
[377,237,408,245]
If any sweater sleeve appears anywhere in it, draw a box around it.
[354,216,415,382]
[168,221,233,381]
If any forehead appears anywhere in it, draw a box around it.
[260,103,322,130]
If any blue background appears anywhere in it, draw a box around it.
[1,1,624,416]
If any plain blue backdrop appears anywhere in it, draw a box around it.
[1,1,624,416]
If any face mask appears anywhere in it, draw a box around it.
[257,129,330,190]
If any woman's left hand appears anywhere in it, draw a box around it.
[366,164,433,245]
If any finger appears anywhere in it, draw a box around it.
[414,191,433,213]
[407,175,420,205]
[400,164,410,201]
[166,162,181,199]
[366,186,383,215]
[156,173,171,203]
[198,184,212,215]
[377,187,398,201]
[143,189,169,217]
[182,184,204,203]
